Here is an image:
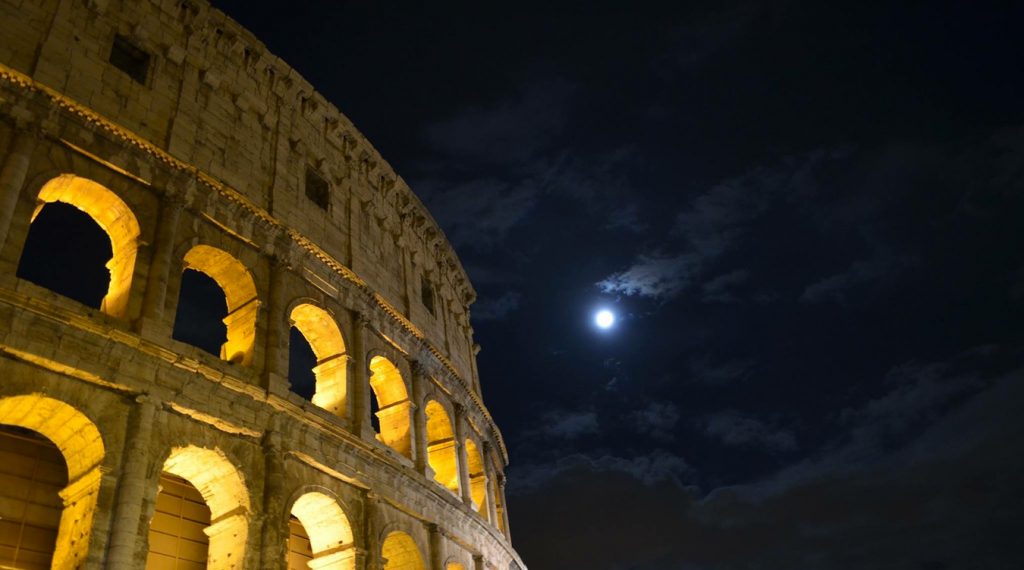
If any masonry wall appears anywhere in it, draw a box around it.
[0,0,477,385]
[0,0,520,568]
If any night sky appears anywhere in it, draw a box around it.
[23,1,1024,568]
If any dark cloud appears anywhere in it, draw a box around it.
[632,401,681,442]
[471,291,522,322]
[522,410,600,442]
[701,269,750,303]
[414,178,539,250]
[800,254,916,305]
[700,411,798,453]
[421,79,575,165]
[512,360,1024,570]
[510,449,694,494]
[604,203,647,233]
[687,357,754,385]
[596,151,826,300]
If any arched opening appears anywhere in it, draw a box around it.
[368,356,412,458]
[289,304,348,415]
[173,245,259,366]
[17,202,112,309]
[446,563,465,570]
[380,531,425,570]
[173,269,229,357]
[16,174,140,318]
[146,445,250,570]
[288,492,355,570]
[464,438,489,520]
[288,327,318,400]
[424,401,460,495]
[0,394,106,569]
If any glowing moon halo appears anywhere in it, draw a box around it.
[595,309,615,329]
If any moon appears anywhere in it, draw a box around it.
[595,309,615,329]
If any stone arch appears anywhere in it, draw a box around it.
[151,445,251,569]
[288,491,356,570]
[424,400,460,495]
[181,244,260,365]
[0,393,105,569]
[368,355,413,458]
[30,173,141,318]
[380,530,425,570]
[290,302,349,415]
[464,437,489,519]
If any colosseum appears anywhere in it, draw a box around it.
[0,1,525,569]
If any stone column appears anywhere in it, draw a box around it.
[263,250,293,396]
[427,522,444,570]
[470,342,483,396]
[473,554,485,570]
[362,492,381,570]
[453,404,472,508]
[350,312,373,439]
[104,395,157,568]
[498,475,511,541]
[138,194,183,337]
[410,361,430,477]
[258,429,288,570]
[0,129,38,253]
[483,442,499,526]
[466,324,482,395]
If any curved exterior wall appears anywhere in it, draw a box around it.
[0,0,523,569]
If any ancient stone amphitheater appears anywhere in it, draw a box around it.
[0,1,524,569]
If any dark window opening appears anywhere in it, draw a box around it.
[17,202,112,308]
[421,276,435,316]
[288,327,318,401]
[369,391,381,434]
[304,168,330,211]
[172,269,228,357]
[109,34,150,84]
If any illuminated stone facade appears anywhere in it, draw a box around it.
[0,1,522,569]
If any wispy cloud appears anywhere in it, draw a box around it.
[472,290,522,321]
[688,357,754,385]
[801,253,916,305]
[597,252,697,300]
[632,401,681,442]
[422,78,575,165]
[701,269,750,303]
[524,409,600,442]
[415,178,539,250]
[510,449,694,494]
[700,411,798,452]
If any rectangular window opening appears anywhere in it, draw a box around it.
[421,276,435,316]
[305,167,330,211]
[109,34,150,84]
